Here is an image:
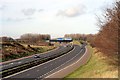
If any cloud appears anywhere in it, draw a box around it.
[2,17,33,22]
[57,4,86,17]
[38,9,44,12]
[0,5,6,10]
[22,8,36,16]
[22,8,44,16]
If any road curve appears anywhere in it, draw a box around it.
[1,45,70,71]
[1,45,74,78]
[45,46,90,78]
[3,44,85,80]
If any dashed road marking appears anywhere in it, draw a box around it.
[10,63,14,65]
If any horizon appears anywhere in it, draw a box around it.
[0,0,114,39]
[0,33,94,39]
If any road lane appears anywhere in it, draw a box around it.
[3,44,85,80]
[1,45,68,71]
[1,45,74,78]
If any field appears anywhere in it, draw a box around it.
[65,45,118,78]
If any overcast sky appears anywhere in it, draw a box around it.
[0,0,114,39]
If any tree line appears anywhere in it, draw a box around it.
[89,1,119,57]
[17,33,51,44]
[64,34,87,41]
[64,1,119,64]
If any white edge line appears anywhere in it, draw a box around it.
[1,47,59,73]
[1,47,59,65]
[45,46,88,78]
[40,47,83,78]
[3,46,75,79]
[1,47,59,69]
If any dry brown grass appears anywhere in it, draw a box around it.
[65,45,118,78]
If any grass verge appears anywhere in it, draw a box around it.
[64,45,118,78]
[2,44,56,62]
[72,40,81,45]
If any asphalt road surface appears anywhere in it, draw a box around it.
[1,45,72,71]
[3,44,86,80]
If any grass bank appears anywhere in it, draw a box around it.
[2,44,56,62]
[72,40,81,45]
[65,45,118,78]
[21,44,56,53]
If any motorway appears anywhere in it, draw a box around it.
[1,45,72,71]
[1,44,74,78]
[3,44,86,80]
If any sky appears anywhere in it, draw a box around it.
[0,0,115,39]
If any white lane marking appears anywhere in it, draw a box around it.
[45,47,88,78]
[3,46,75,79]
[3,61,21,68]
[2,63,12,67]
[1,47,59,65]
[10,63,14,65]
[40,47,83,78]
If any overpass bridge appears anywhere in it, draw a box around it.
[49,38,73,43]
